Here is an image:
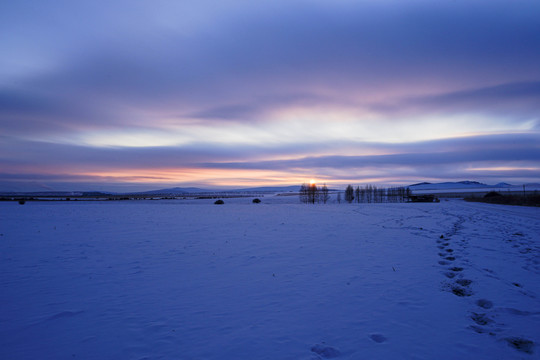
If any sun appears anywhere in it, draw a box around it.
[309,179,316,186]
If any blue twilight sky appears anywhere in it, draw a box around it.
[1,0,540,191]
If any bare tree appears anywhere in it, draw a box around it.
[321,184,330,204]
[308,183,318,204]
[345,185,354,203]
[299,183,308,203]
[300,182,322,204]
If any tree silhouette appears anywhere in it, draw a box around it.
[321,184,330,204]
[345,185,354,203]
[300,182,321,204]
[299,183,308,203]
[307,183,318,204]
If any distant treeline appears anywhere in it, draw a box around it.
[465,191,540,207]
[299,184,411,204]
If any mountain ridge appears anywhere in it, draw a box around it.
[138,185,301,195]
[408,181,514,190]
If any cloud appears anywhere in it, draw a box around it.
[2,0,540,135]
[406,81,540,118]
[1,133,538,181]
[201,148,540,171]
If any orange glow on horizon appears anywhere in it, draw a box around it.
[67,168,320,188]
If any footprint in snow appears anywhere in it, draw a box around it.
[469,324,497,336]
[455,279,472,287]
[369,334,387,343]
[444,272,456,278]
[470,312,493,326]
[450,285,473,297]
[505,337,535,354]
[476,299,493,309]
[310,344,341,358]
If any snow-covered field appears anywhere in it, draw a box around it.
[1,197,539,359]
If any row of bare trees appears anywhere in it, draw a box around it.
[342,185,410,203]
[299,183,330,204]
[300,183,410,204]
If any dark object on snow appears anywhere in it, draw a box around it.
[252,198,261,203]
[456,279,472,286]
[484,191,502,198]
[311,344,341,358]
[18,200,25,205]
[369,334,387,343]
[214,199,224,205]
[466,192,540,207]
[407,194,440,203]
[476,299,493,309]
[451,285,472,297]
[505,337,534,353]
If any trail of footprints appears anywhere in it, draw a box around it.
[436,219,535,355]
[306,214,536,358]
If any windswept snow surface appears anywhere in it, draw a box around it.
[1,198,539,359]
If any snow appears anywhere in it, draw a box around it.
[1,198,539,359]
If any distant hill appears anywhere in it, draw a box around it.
[139,185,301,195]
[139,187,210,194]
[408,181,513,190]
[232,185,301,193]
[409,182,432,187]
[0,191,85,196]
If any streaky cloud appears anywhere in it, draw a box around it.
[2,133,537,172]
[1,0,539,135]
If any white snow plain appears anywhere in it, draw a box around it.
[1,197,539,359]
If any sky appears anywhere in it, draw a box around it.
[1,0,540,192]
